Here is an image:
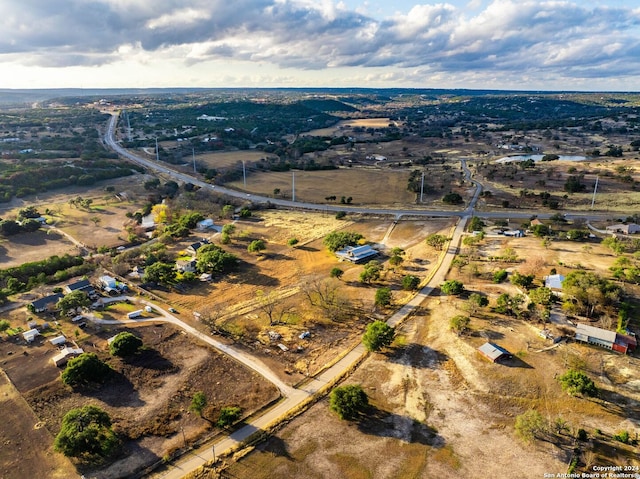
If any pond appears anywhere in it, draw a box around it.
[495,154,586,163]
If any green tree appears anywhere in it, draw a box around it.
[57,290,91,315]
[425,233,448,251]
[329,384,369,420]
[360,260,382,283]
[190,391,207,417]
[143,261,177,285]
[323,231,364,252]
[61,353,111,387]
[402,275,420,291]
[288,238,299,247]
[221,223,236,236]
[495,293,525,317]
[54,405,119,458]
[221,204,234,218]
[441,279,464,295]
[0,319,10,332]
[450,315,470,335]
[467,216,485,232]
[531,224,551,237]
[493,269,508,283]
[109,332,143,357]
[558,369,598,397]
[330,267,344,280]
[374,287,392,308]
[217,406,242,428]
[528,287,552,307]
[442,192,463,205]
[196,244,238,274]
[515,409,547,443]
[510,271,535,290]
[247,239,266,254]
[465,293,488,316]
[362,320,395,352]
[561,270,620,318]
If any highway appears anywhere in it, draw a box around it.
[103,113,609,222]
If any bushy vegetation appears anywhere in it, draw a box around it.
[109,332,143,357]
[61,353,111,387]
[557,369,598,397]
[329,384,369,420]
[54,405,119,459]
[362,320,395,351]
[323,231,364,252]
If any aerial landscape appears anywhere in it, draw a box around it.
[0,1,639,479]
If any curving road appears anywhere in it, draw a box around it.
[100,111,607,478]
[103,112,608,222]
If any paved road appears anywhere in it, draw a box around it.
[103,113,609,222]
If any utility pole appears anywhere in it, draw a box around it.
[192,148,196,174]
[242,161,247,188]
[155,138,159,162]
[591,175,599,209]
[292,171,296,202]
[420,171,425,203]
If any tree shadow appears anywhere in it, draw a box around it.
[474,329,505,341]
[387,343,449,369]
[129,348,176,372]
[295,245,318,252]
[356,405,445,447]
[82,370,145,408]
[501,355,534,369]
[256,435,292,459]
[596,389,640,419]
[229,263,280,288]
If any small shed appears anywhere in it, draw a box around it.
[606,223,640,235]
[22,328,40,343]
[49,334,67,346]
[478,342,513,363]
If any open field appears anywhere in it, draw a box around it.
[0,322,279,479]
[227,168,436,206]
[220,226,640,479]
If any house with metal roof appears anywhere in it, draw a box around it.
[335,245,378,264]
[30,293,63,313]
[51,347,84,367]
[544,274,565,290]
[478,342,513,363]
[575,323,637,354]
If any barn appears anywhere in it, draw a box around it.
[478,342,513,363]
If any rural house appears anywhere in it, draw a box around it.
[51,346,84,367]
[196,218,215,231]
[22,328,40,343]
[176,259,197,273]
[64,279,97,299]
[575,323,637,354]
[477,342,513,363]
[606,223,640,235]
[187,239,209,257]
[335,245,379,263]
[30,293,63,313]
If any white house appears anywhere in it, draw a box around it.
[22,328,39,343]
[49,335,67,346]
[51,347,84,367]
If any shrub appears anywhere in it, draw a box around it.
[109,332,143,357]
[558,369,598,397]
[61,353,111,387]
[217,406,242,428]
[329,384,368,420]
[362,320,395,352]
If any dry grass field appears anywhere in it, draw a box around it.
[0,322,279,479]
[216,228,640,479]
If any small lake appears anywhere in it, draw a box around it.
[495,154,586,163]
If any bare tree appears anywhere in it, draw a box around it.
[256,290,293,326]
[302,279,351,322]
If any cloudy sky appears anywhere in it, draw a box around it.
[1,0,639,91]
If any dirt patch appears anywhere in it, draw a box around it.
[0,370,76,479]
[2,323,278,479]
